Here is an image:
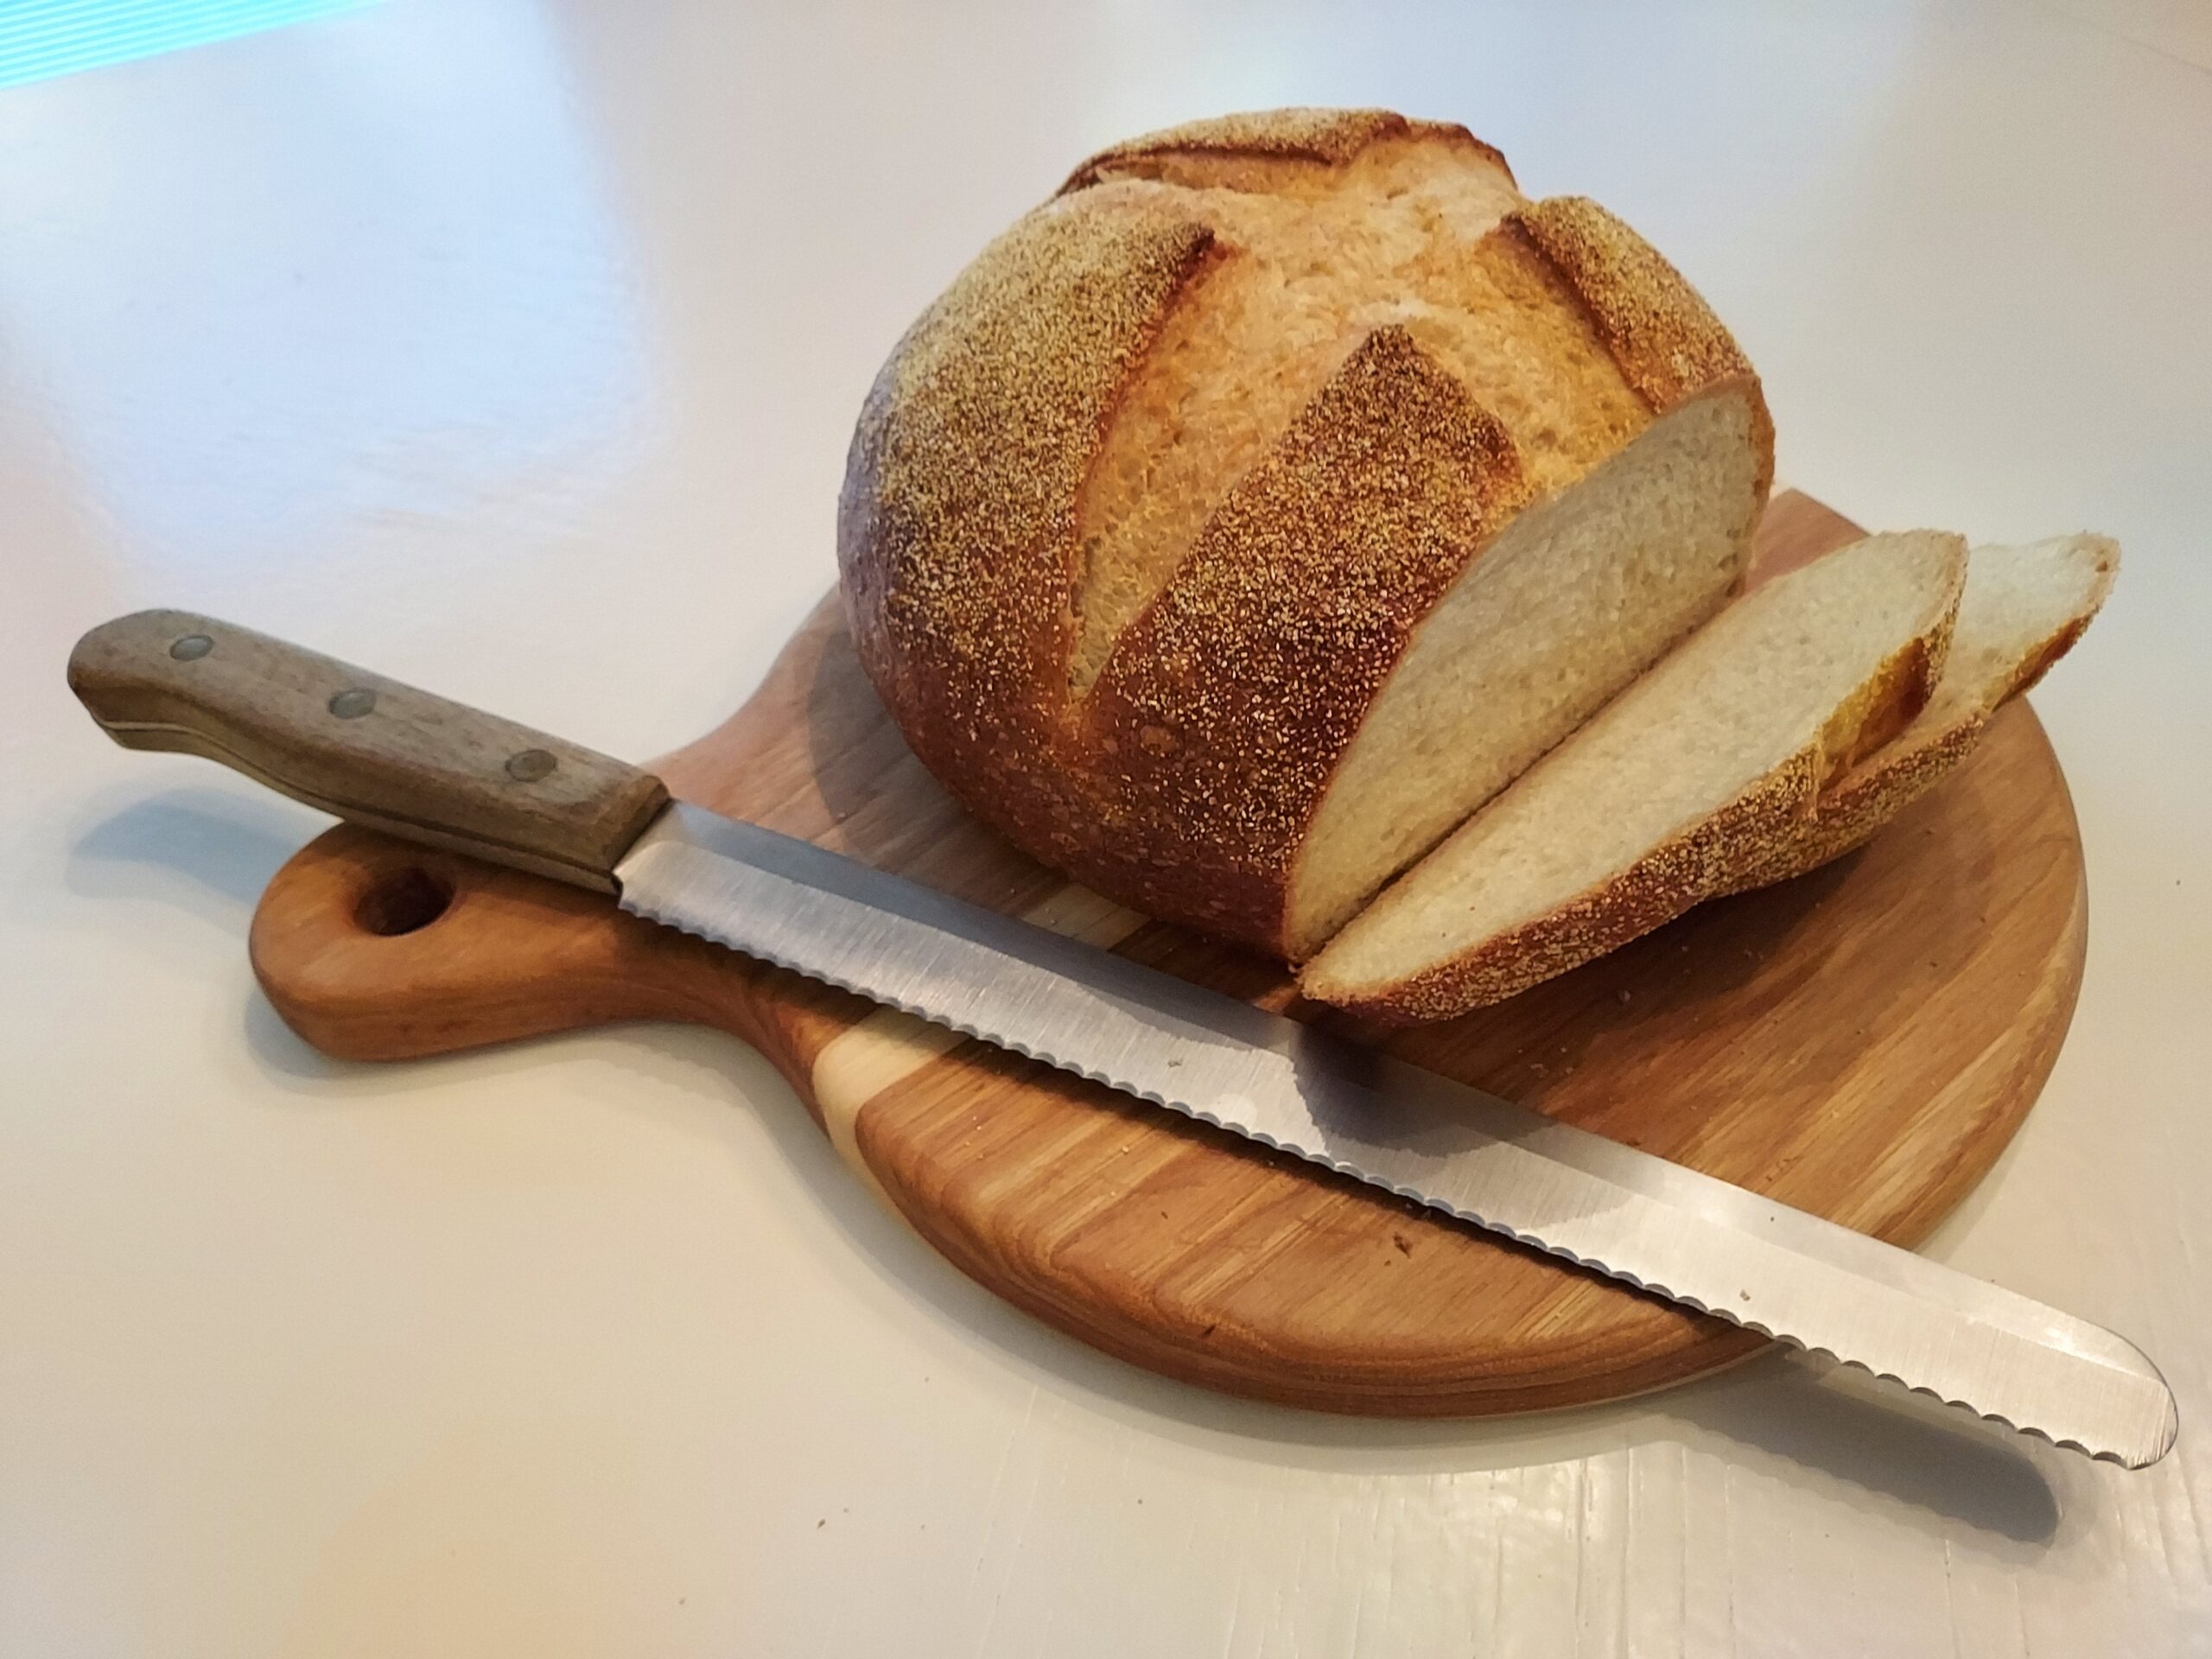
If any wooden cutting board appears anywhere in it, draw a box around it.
[246,492,2088,1417]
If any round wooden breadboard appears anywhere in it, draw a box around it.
[246,493,2088,1416]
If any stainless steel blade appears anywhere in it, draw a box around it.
[616,802,2177,1466]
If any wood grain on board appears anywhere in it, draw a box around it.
[247,492,2088,1416]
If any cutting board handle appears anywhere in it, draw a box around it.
[67,609,669,893]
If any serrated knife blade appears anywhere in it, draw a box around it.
[619,803,2177,1467]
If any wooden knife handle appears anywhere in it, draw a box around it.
[67,609,669,893]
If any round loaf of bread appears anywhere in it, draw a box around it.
[838,108,1774,961]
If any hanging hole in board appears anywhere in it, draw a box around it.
[356,866,454,937]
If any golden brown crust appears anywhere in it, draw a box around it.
[1721,715,1985,893]
[1507,197,1777,507]
[1074,327,1531,950]
[838,193,1218,863]
[1825,635,1937,772]
[1058,107,1513,194]
[1311,758,1819,1024]
[1999,618,2090,703]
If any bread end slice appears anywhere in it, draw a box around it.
[1723,533,2118,893]
[1300,530,1966,1024]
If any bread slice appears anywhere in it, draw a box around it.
[1721,534,2118,893]
[1300,531,1967,1022]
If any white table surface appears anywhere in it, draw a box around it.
[5,2,2209,1653]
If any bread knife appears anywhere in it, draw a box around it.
[67,609,2177,1467]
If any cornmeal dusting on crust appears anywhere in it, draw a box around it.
[1726,716,1986,893]
[1079,327,1529,937]
[838,195,1218,861]
[1510,197,1775,493]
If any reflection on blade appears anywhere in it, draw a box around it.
[615,803,2177,1467]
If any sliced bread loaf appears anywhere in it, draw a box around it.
[1300,531,1967,1022]
[841,108,1773,962]
[1721,534,2118,893]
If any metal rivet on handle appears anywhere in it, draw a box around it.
[169,634,213,661]
[328,689,377,719]
[506,747,556,783]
